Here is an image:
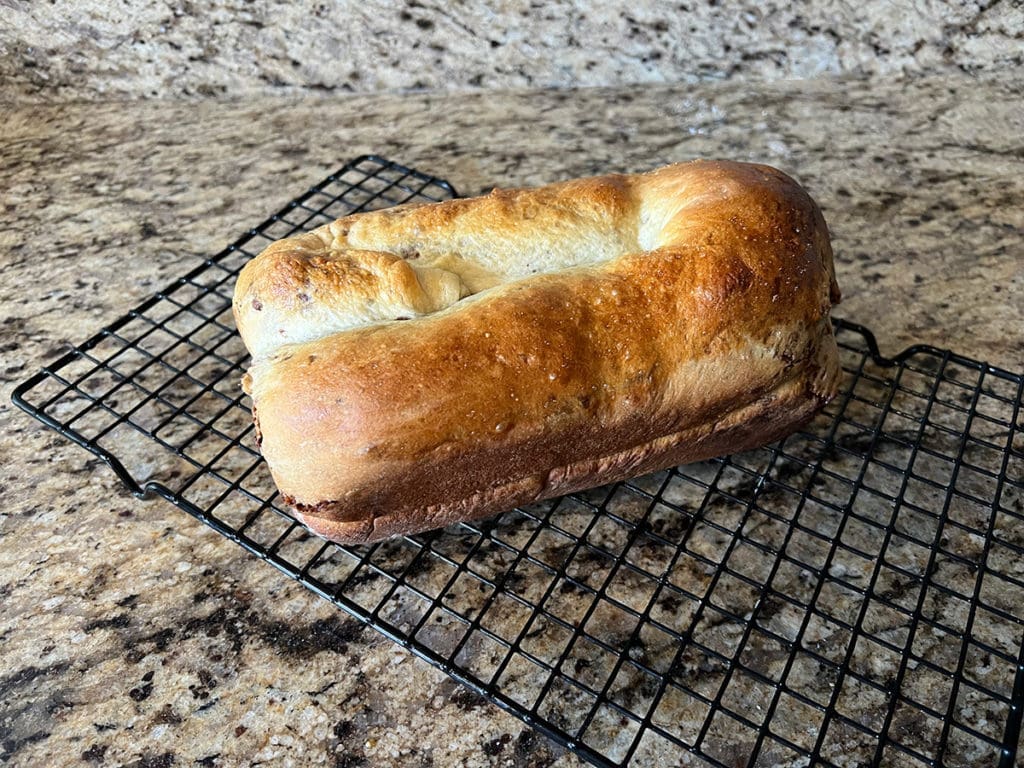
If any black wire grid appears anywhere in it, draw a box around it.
[13,156,1024,768]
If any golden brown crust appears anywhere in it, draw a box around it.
[233,160,841,544]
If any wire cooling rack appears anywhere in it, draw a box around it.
[13,156,1024,768]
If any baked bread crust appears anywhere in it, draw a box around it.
[233,161,842,544]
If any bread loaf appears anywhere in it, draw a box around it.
[233,161,841,544]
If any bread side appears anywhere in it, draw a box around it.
[294,323,838,544]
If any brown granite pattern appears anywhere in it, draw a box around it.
[1,73,1023,767]
[1,0,1022,102]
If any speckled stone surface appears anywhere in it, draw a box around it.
[1,72,1023,767]
[1,0,1022,102]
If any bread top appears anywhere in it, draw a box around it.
[234,172,638,359]
[233,161,840,513]
[234,161,838,360]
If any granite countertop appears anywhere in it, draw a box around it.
[4,1,1021,101]
[2,72,1022,767]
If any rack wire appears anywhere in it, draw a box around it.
[13,156,1024,768]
